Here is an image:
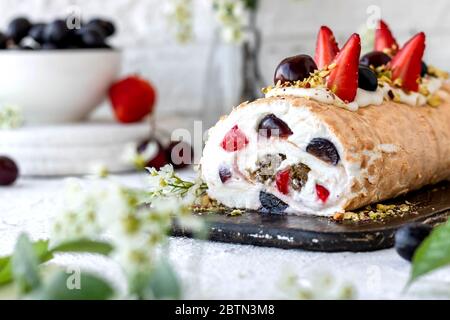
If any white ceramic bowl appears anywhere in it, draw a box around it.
[0,49,121,124]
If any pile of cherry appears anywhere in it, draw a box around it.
[0,16,115,50]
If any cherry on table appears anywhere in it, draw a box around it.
[0,156,19,186]
[137,139,168,170]
[166,141,194,169]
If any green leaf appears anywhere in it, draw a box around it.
[144,259,182,300]
[50,239,114,256]
[31,271,115,300]
[410,221,450,283]
[0,239,52,287]
[11,234,42,293]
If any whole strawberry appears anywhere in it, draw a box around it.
[109,76,157,123]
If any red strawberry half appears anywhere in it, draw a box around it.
[109,76,157,124]
[326,33,361,102]
[375,20,399,55]
[221,125,249,152]
[276,168,290,195]
[314,26,340,70]
[389,32,426,92]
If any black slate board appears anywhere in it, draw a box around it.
[172,182,450,252]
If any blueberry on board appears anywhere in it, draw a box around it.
[395,223,433,261]
[306,138,340,166]
[358,65,378,91]
[29,23,47,44]
[6,17,32,44]
[87,18,116,37]
[0,32,8,49]
[0,156,19,186]
[43,20,72,47]
[421,61,428,78]
[259,191,288,215]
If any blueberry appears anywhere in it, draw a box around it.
[306,138,340,166]
[395,223,432,261]
[43,20,72,47]
[0,32,8,49]
[274,54,317,85]
[358,65,378,91]
[360,51,391,68]
[6,17,32,44]
[259,191,288,215]
[421,61,428,78]
[219,166,232,183]
[87,18,116,37]
[0,156,19,186]
[258,114,293,139]
[28,23,47,44]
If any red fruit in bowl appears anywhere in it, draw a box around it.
[314,26,340,70]
[389,32,426,92]
[375,20,399,55]
[109,76,156,123]
[137,139,168,170]
[326,33,361,102]
[166,141,194,169]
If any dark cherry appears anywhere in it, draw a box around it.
[219,166,232,183]
[421,61,428,78]
[137,139,168,170]
[6,17,32,44]
[87,18,116,37]
[360,51,391,68]
[43,20,72,46]
[395,223,432,262]
[166,141,194,169]
[0,156,19,186]
[29,23,47,44]
[0,32,8,49]
[274,54,317,85]
[258,114,293,139]
[358,65,378,91]
[259,191,288,215]
[306,138,340,165]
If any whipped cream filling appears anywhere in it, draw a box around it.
[200,99,363,216]
[265,76,444,110]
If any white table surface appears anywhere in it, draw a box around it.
[1,172,450,300]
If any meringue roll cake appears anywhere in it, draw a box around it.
[200,21,450,216]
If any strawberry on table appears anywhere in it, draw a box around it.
[375,20,399,55]
[314,26,340,70]
[109,75,157,123]
[326,33,361,103]
[389,32,426,92]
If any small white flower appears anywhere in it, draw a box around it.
[0,105,23,129]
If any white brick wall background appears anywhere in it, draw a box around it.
[1,0,450,118]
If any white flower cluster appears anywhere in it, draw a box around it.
[213,0,248,43]
[51,165,205,280]
[0,105,23,129]
[165,0,194,43]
